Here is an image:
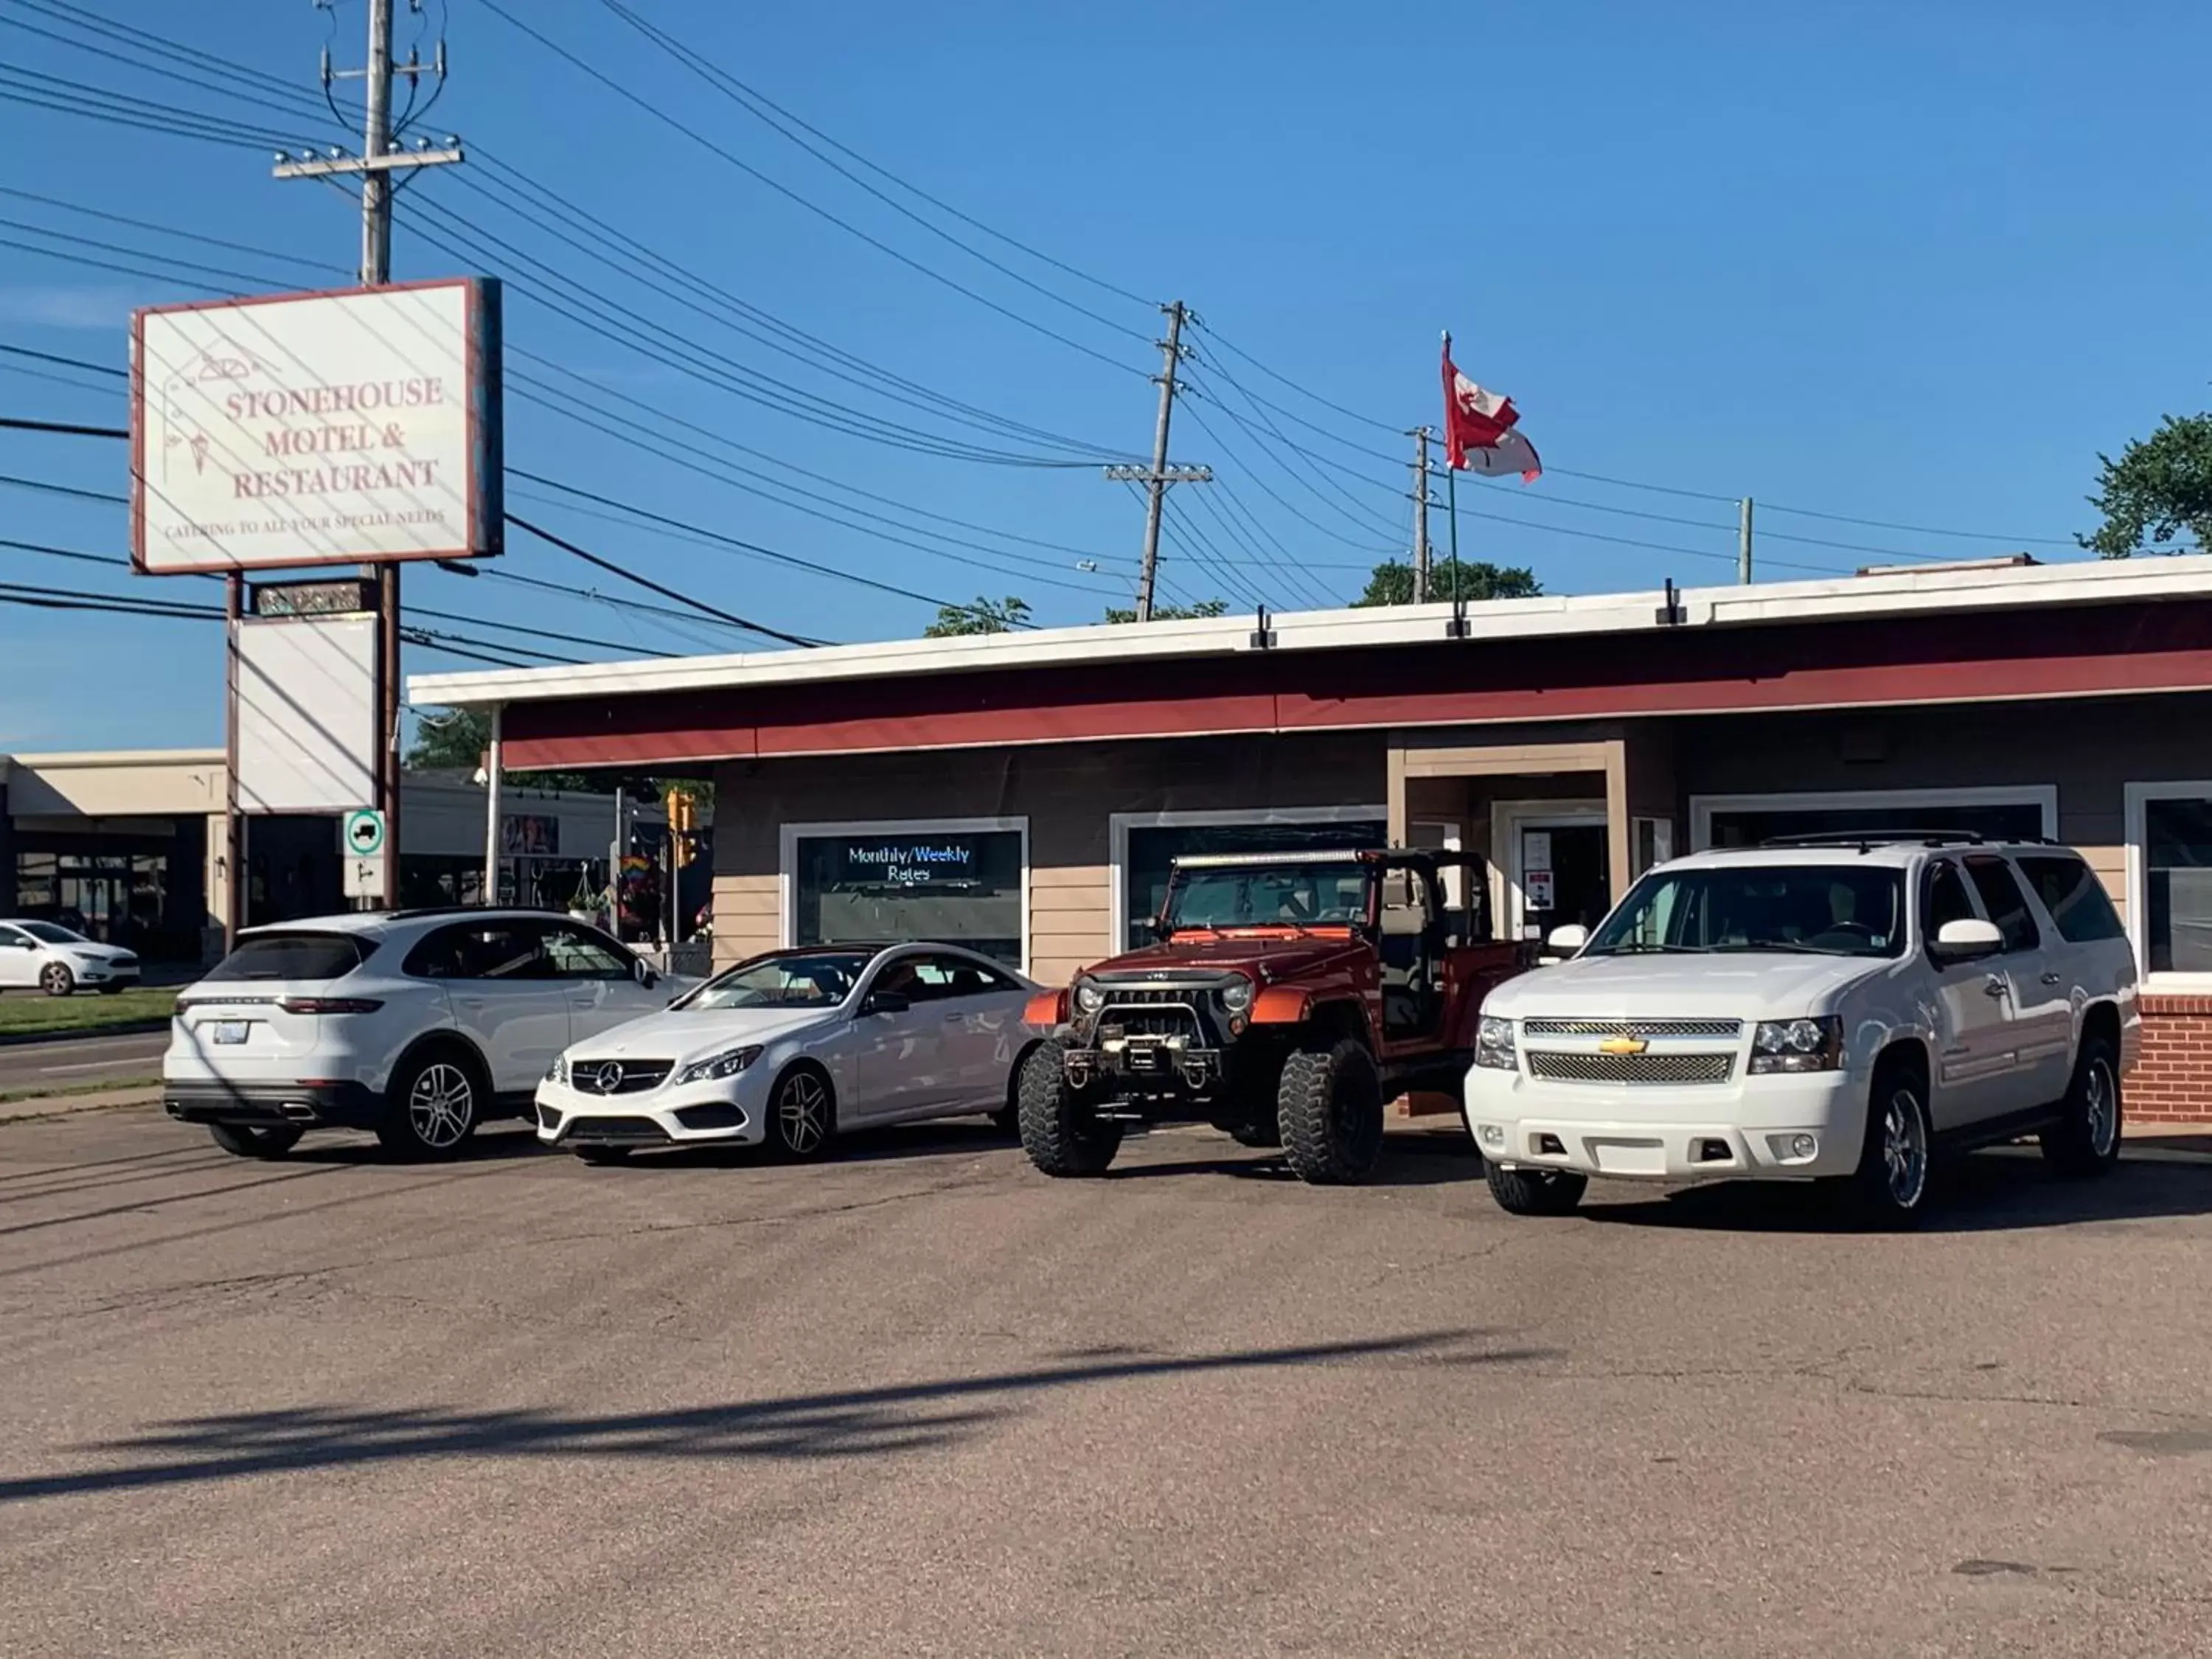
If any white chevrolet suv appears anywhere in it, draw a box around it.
[164,909,692,1160]
[1465,837,2140,1223]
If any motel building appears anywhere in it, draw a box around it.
[372,554,2211,1127]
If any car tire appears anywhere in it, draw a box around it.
[1845,1060,1934,1226]
[206,1122,303,1159]
[1485,1160,1587,1216]
[1016,1038,1121,1177]
[39,962,74,998]
[574,1146,633,1166]
[2040,1033,2123,1178]
[767,1064,836,1161]
[1276,1036,1385,1185]
[376,1048,482,1161]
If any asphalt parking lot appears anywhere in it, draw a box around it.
[4,1107,2210,1658]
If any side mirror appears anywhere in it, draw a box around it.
[1545,924,1590,953]
[632,959,658,989]
[866,990,910,1016]
[1931,917,2004,961]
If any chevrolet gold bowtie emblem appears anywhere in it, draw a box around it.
[1599,1035,1649,1055]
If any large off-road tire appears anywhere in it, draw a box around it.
[1017,1039,1121,1177]
[206,1121,303,1160]
[1485,1161,1587,1216]
[1841,1056,1933,1226]
[2040,1033,2123,1178]
[376,1047,482,1161]
[1276,1036,1385,1185]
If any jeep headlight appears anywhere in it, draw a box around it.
[546,1052,568,1085]
[1750,1017,1844,1074]
[675,1044,764,1085]
[1074,981,1105,1015]
[1220,978,1253,1013]
[1475,1014,1519,1070]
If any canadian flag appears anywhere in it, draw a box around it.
[1442,337,1542,483]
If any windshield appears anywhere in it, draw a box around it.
[682,950,874,1010]
[1162,862,1369,931]
[1585,865,1907,959]
[18,922,84,945]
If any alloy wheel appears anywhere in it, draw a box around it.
[2084,1059,2119,1158]
[408,1062,475,1151]
[1882,1088,1928,1209]
[778,1071,829,1156]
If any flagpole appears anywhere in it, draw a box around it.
[1441,329,1461,607]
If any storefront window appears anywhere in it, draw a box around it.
[1706,801,2046,849]
[13,849,170,945]
[1122,817,1385,948]
[791,827,1025,967]
[2145,795,2212,975]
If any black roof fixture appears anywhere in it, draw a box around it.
[1248,604,1276,650]
[1654,577,1687,627]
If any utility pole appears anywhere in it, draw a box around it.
[1104,300,1210,622]
[1738,496,1755,585]
[275,1,461,909]
[1411,427,1433,603]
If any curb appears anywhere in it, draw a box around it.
[0,1088,161,1126]
[0,1019,172,1049]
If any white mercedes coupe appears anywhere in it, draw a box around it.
[535,942,1043,1163]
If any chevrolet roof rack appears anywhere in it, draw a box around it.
[1750,830,2062,852]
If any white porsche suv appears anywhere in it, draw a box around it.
[1465,837,2140,1222]
[164,909,692,1160]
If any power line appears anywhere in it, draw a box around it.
[473,0,1149,381]
[1,0,341,119]
[0,414,127,439]
[0,341,125,379]
[454,161,1139,461]
[0,472,127,505]
[0,230,236,296]
[0,184,349,280]
[506,481,1027,629]
[594,0,1154,344]
[406,605,675,662]
[504,512,828,650]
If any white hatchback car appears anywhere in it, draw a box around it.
[536,943,1041,1163]
[0,919,141,996]
[1466,837,2140,1222]
[164,909,695,1160]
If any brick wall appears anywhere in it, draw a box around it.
[2133,995,2212,1124]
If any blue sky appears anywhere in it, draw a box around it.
[3,0,2208,751]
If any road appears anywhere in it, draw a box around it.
[3,1107,2209,1658]
[0,1029,167,1095]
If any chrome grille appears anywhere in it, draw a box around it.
[568,1060,673,1096]
[1526,1051,1735,1085]
[1520,1017,1743,1040]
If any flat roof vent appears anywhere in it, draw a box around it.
[1854,554,2039,577]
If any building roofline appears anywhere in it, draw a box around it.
[406,555,2212,711]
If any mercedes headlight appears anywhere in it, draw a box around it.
[1074,981,1105,1015]
[675,1044,764,1085]
[1220,978,1253,1013]
[1750,1017,1844,1074]
[546,1053,568,1085]
[1475,1014,1519,1071]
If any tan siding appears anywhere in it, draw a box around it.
[711,872,778,970]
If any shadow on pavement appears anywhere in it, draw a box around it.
[1103,1127,1484,1188]
[287,1124,552,1166]
[0,1329,1550,1505]
[1579,1150,2212,1235]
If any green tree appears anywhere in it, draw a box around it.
[2081,414,2212,557]
[924,595,1032,635]
[1103,598,1229,624]
[1353,558,1541,606]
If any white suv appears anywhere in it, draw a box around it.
[164,909,693,1160]
[1465,837,2140,1222]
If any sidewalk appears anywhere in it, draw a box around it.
[0,1083,160,1126]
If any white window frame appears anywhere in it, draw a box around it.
[1492,799,1609,941]
[779,815,1030,973]
[1688,786,2058,852]
[2125,781,2212,992]
[1108,805,1386,953]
